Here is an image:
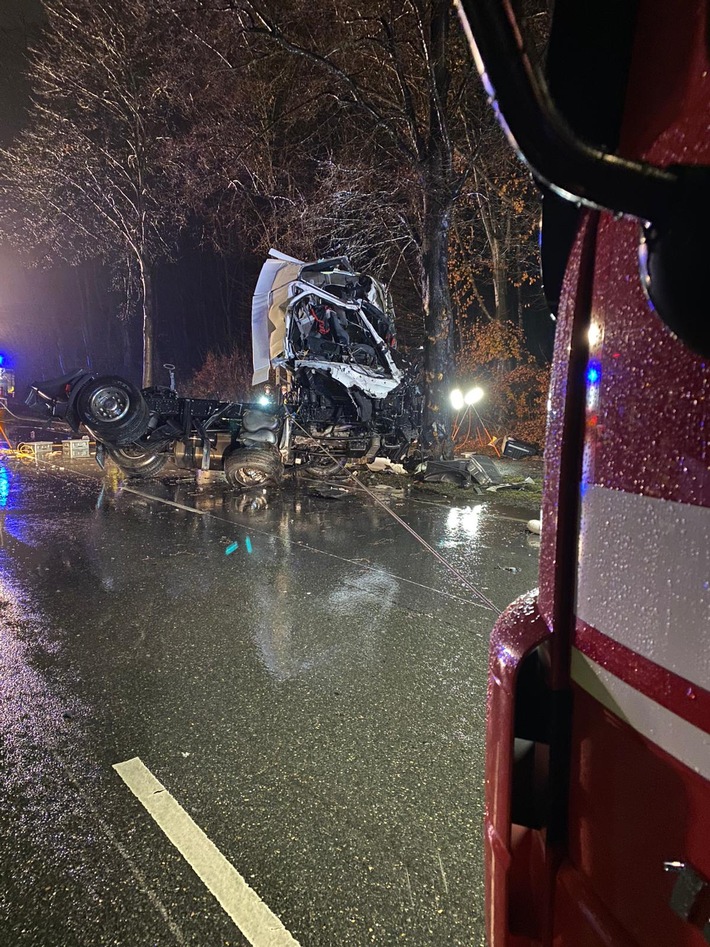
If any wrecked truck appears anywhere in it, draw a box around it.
[16,251,424,489]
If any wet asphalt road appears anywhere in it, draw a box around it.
[0,454,540,947]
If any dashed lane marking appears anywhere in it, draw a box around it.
[113,757,301,947]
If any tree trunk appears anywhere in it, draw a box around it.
[421,195,455,456]
[491,240,509,323]
[139,255,154,387]
[119,317,133,380]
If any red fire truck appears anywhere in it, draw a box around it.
[456,1,710,944]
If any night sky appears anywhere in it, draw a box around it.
[0,1,257,391]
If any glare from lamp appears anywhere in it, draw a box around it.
[449,388,464,411]
[258,395,270,406]
[465,386,484,406]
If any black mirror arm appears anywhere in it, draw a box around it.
[456,0,710,357]
[454,0,678,227]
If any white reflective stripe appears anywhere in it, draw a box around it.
[577,484,710,692]
[571,649,710,779]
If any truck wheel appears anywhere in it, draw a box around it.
[224,448,282,490]
[304,455,346,479]
[76,376,149,445]
[109,445,169,479]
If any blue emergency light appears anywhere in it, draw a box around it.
[586,363,600,385]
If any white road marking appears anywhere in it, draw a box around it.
[56,755,189,945]
[113,757,301,947]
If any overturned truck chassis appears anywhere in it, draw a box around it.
[18,252,426,489]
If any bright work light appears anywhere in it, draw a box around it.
[449,388,464,411]
[465,386,484,406]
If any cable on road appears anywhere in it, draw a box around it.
[289,416,503,615]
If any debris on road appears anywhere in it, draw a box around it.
[486,477,536,493]
[414,455,503,488]
[308,483,350,499]
[501,435,540,459]
[367,457,407,475]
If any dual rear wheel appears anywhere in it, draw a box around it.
[75,376,166,480]
[108,445,168,479]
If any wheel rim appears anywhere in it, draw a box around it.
[113,447,159,468]
[89,386,130,422]
[116,445,147,460]
[235,466,269,485]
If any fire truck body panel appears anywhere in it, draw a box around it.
[479,0,710,942]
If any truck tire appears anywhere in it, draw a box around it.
[76,376,149,445]
[304,455,346,479]
[109,445,169,479]
[224,448,282,490]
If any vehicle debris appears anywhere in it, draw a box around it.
[366,457,407,475]
[486,477,535,493]
[414,455,503,488]
[307,483,351,500]
[500,435,540,458]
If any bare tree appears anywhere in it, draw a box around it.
[0,0,188,385]
[450,140,542,327]
[168,0,547,448]
[162,6,333,264]
[159,0,474,444]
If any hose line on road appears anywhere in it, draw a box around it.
[353,475,502,614]
[290,416,503,615]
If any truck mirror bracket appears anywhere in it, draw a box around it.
[455,0,710,358]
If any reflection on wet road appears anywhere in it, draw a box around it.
[0,457,540,947]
